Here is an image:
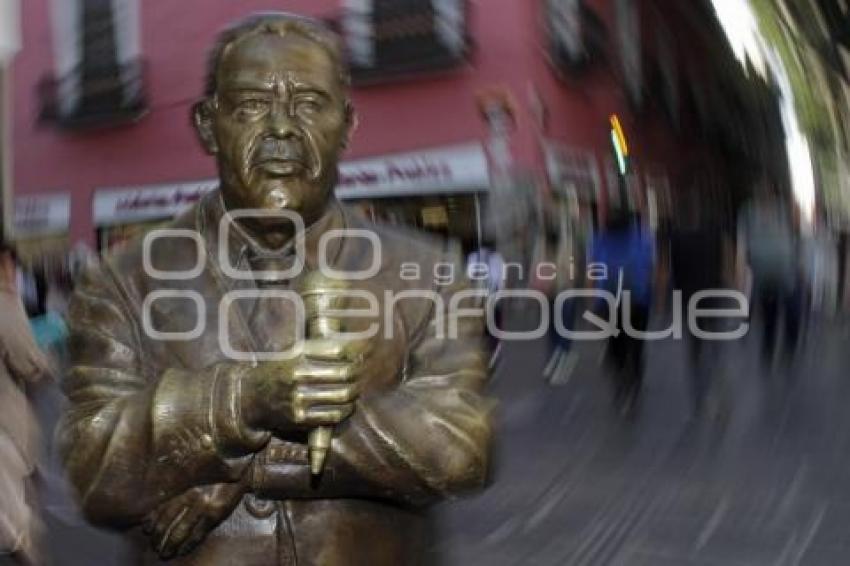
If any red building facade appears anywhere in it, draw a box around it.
[9,0,768,257]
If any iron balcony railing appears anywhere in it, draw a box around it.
[38,57,148,130]
[340,0,472,84]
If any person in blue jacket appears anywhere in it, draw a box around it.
[588,206,655,414]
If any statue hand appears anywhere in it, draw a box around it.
[241,337,372,436]
[144,478,248,559]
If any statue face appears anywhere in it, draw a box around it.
[199,32,350,224]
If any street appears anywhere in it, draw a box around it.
[434,313,850,565]
[35,311,850,565]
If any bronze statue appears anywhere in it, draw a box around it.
[59,13,493,566]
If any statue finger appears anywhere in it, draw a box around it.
[177,516,216,557]
[302,338,373,362]
[293,363,356,384]
[203,482,246,519]
[297,383,360,406]
[145,491,187,535]
[148,500,183,542]
[152,505,188,556]
[159,508,202,560]
[304,404,355,426]
[301,339,347,361]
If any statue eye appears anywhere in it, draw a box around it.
[296,98,323,115]
[236,98,269,115]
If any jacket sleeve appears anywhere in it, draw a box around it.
[58,265,269,528]
[252,253,494,507]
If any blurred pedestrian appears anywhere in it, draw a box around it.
[0,240,50,566]
[738,189,801,367]
[542,197,586,385]
[467,244,506,367]
[667,201,733,418]
[801,211,839,318]
[589,207,655,415]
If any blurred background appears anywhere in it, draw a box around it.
[1,0,850,564]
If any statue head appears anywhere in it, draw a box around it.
[193,13,354,238]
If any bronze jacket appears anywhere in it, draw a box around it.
[59,192,493,566]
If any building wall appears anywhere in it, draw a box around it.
[12,0,735,245]
[13,0,540,245]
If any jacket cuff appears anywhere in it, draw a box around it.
[251,439,312,498]
[151,365,270,465]
[211,364,271,455]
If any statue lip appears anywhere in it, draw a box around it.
[255,158,305,176]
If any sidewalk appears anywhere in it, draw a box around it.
[433,315,850,565]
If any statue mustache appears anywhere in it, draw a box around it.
[250,139,322,181]
[252,139,308,165]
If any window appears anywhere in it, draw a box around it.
[341,0,470,84]
[40,0,145,129]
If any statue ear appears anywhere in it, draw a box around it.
[341,101,358,150]
[193,99,219,155]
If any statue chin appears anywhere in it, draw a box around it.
[224,184,299,214]
[264,187,298,211]
[224,170,333,225]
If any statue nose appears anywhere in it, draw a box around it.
[267,104,299,139]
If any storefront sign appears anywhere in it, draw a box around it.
[93,143,491,224]
[94,180,217,226]
[13,193,70,237]
[336,143,490,199]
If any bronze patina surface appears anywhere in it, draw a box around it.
[59,13,493,566]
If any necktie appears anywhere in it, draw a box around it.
[247,256,301,356]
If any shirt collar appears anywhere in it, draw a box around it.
[200,190,346,280]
